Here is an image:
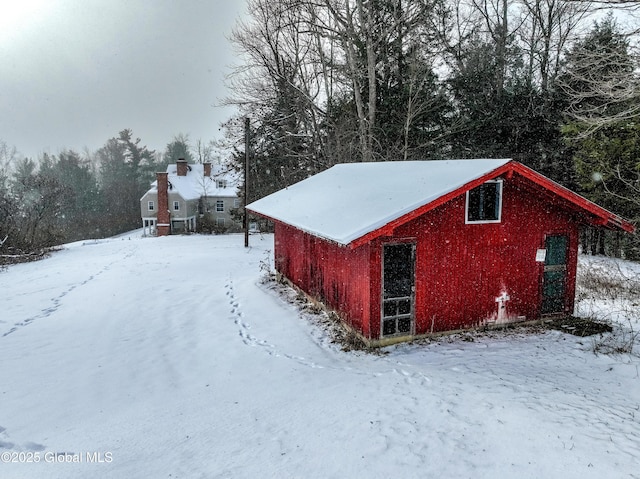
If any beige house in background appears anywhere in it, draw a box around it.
[140,159,241,236]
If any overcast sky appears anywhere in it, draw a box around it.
[0,0,244,159]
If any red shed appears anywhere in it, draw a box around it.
[247,159,634,346]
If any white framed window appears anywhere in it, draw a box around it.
[216,200,224,212]
[465,180,502,224]
[217,179,227,188]
[234,199,240,208]
[148,201,155,211]
[173,201,180,211]
[216,217,225,227]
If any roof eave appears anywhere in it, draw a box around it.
[509,162,635,234]
[247,210,351,247]
[347,161,518,249]
[348,161,634,248]
[252,160,635,249]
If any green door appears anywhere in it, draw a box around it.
[542,235,568,315]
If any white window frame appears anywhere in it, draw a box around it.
[465,179,503,224]
[173,201,180,211]
[148,201,155,211]
[216,217,225,227]
[217,179,227,189]
[216,200,224,212]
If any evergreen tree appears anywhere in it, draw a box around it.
[163,134,194,166]
[6,157,71,250]
[562,15,640,258]
[97,130,155,236]
[39,150,103,242]
[447,37,572,183]
[561,13,638,131]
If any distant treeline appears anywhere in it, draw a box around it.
[0,131,217,253]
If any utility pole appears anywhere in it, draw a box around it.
[244,117,250,248]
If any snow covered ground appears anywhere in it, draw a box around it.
[1,232,639,479]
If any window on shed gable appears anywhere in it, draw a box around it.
[466,180,502,223]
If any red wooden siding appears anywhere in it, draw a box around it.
[274,222,373,336]
[386,174,579,335]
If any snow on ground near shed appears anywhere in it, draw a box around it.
[0,233,639,479]
[576,254,640,327]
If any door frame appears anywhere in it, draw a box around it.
[540,233,569,316]
[380,240,416,338]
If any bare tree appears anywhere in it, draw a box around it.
[520,0,592,92]
[319,0,377,162]
[471,0,515,95]
[319,0,446,161]
[0,140,18,184]
[563,0,640,10]
[558,13,640,135]
[561,53,640,133]
[194,139,215,164]
[227,0,329,167]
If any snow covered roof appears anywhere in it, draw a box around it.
[247,158,634,247]
[247,159,511,246]
[145,163,238,200]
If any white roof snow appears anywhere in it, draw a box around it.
[145,163,238,200]
[247,159,511,245]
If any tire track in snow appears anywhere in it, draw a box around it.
[2,245,137,338]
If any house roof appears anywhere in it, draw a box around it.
[144,163,238,201]
[247,159,634,248]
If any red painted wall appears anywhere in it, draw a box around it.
[274,173,581,340]
[274,222,373,336]
[388,174,579,336]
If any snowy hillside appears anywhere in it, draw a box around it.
[1,233,639,479]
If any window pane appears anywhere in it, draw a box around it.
[383,319,396,336]
[398,318,411,333]
[383,244,414,299]
[467,182,501,222]
[468,187,482,221]
[398,300,411,315]
[483,183,498,220]
[383,302,397,318]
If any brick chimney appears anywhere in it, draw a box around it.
[176,158,188,176]
[203,161,211,177]
[156,172,170,236]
